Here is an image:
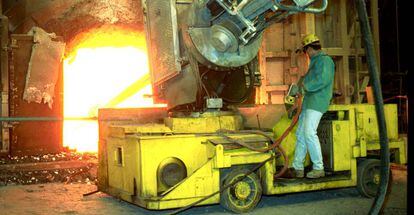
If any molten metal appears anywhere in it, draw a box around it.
[63,26,162,152]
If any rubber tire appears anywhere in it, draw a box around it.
[220,168,262,213]
[357,159,381,198]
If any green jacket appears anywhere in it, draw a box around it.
[302,51,335,113]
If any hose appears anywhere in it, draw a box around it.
[169,155,275,215]
[219,95,302,152]
[216,128,289,178]
[217,94,302,178]
[356,0,390,214]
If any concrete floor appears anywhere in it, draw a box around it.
[0,167,406,215]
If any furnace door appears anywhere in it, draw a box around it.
[8,34,64,155]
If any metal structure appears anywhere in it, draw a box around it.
[143,0,328,110]
[99,104,406,212]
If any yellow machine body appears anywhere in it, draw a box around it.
[98,104,406,210]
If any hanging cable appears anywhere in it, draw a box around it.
[356,0,390,214]
[217,94,302,178]
[169,94,303,214]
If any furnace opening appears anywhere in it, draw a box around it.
[63,26,158,152]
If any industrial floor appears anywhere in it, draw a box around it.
[0,165,407,215]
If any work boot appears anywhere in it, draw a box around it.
[306,169,325,178]
[294,169,304,178]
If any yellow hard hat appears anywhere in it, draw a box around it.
[302,34,320,47]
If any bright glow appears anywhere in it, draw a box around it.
[63,26,164,153]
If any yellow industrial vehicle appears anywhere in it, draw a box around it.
[99,103,405,213]
[97,0,406,213]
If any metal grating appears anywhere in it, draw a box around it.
[145,0,181,86]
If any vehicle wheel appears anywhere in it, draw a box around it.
[357,159,381,198]
[220,168,262,213]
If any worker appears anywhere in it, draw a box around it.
[292,34,335,179]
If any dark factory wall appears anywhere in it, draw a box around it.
[378,0,409,134]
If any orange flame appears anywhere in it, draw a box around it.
[63,26,162,153]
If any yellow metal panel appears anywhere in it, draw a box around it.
[356,110,364,137]
[384,104,399,139]
[139,135,215,197]
[332,121,351,171]
[106,187,136,205]
[147,196,219,210]
[360,136,367,157]
[161,159,220,200]
[214,145,231,168]
[271,179,355,194]
[395,140,407,165]
[109,124,172,138]
[353,145,361,157]
[352,137,366,158]
[260,159,276,195]
[108,127,127,138]
[164,115,243,133]
[328,104,399,141]
[353,104,399,141]
[123,123,172,134]
[107,137,139,196]
[366,139,407,164]
[348,108,358,149]
[265,158,358,195]
[230,153,272,165]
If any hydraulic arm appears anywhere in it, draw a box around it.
[144,0,328,110]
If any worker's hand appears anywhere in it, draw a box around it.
[288,107,297,119]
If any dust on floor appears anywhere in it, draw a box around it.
[0,167,407,215]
